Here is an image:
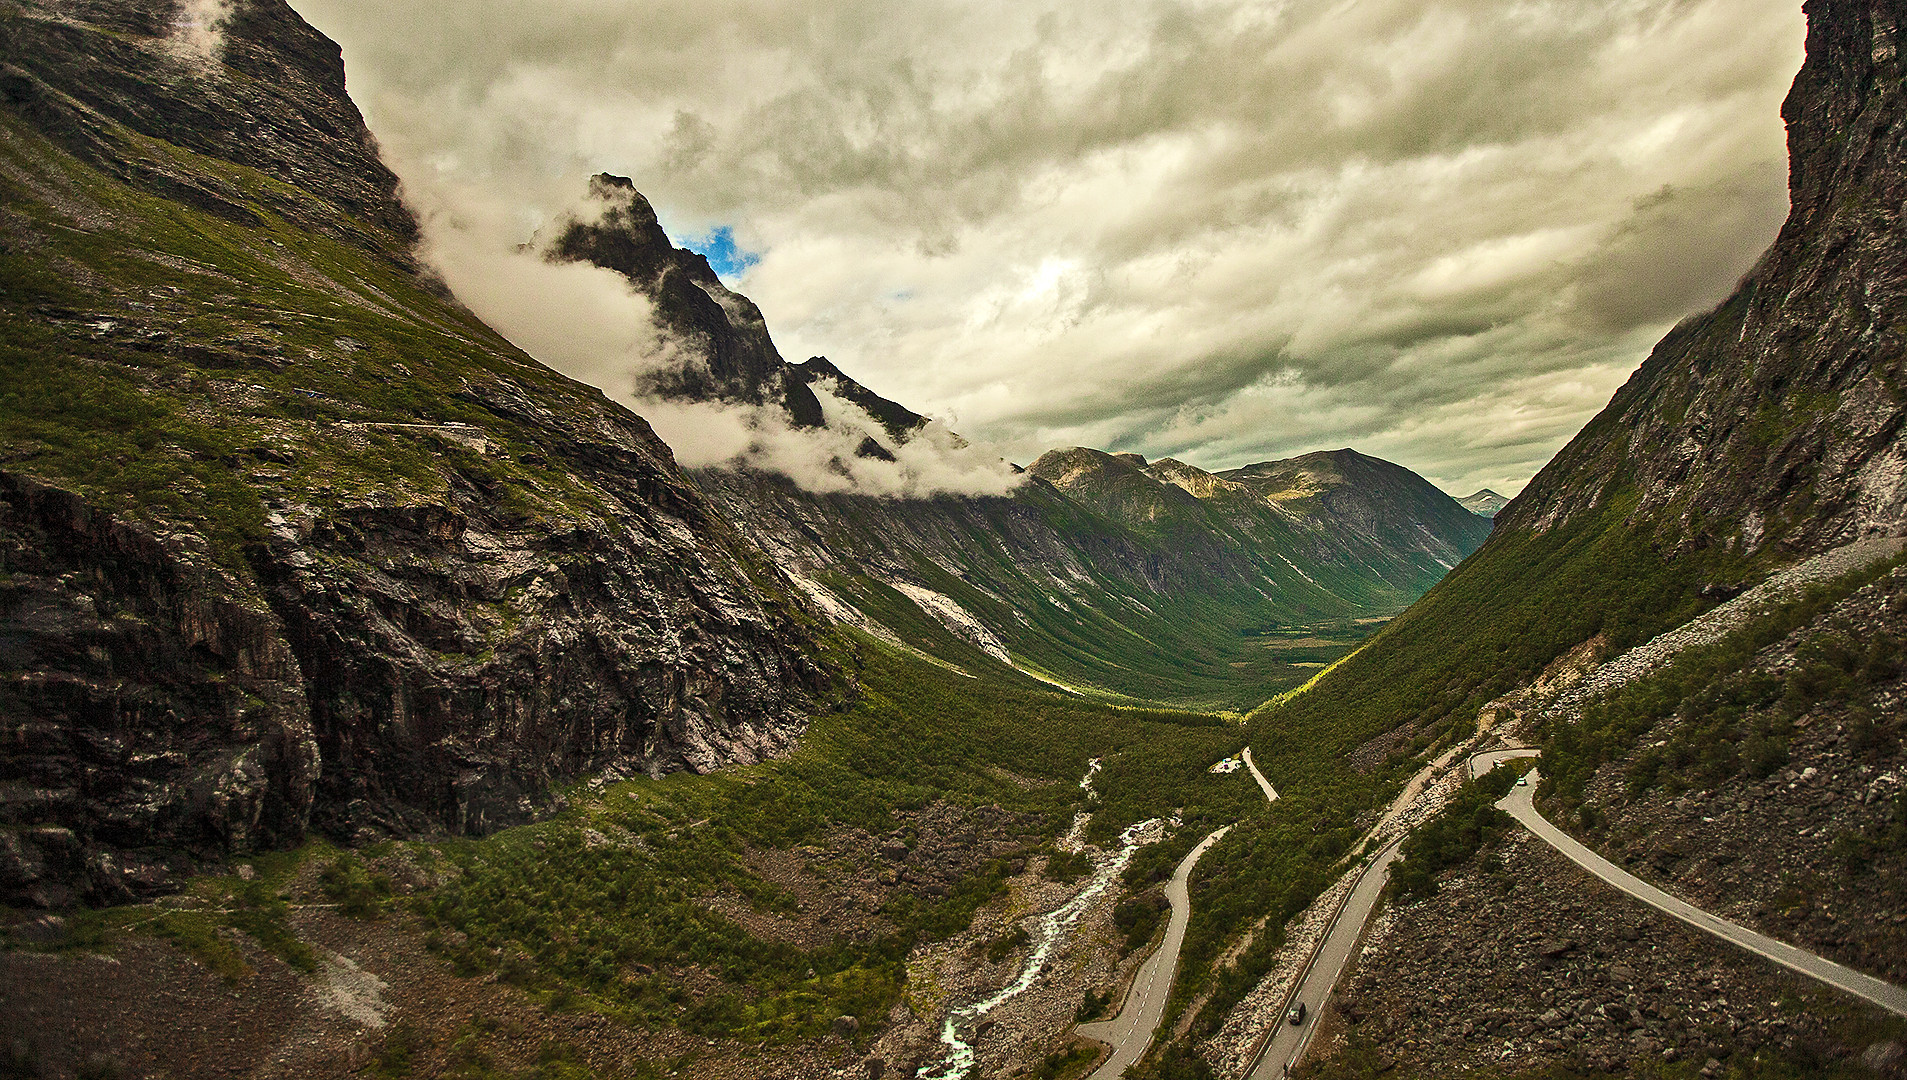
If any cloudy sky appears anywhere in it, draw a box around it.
[290,0,1805,497]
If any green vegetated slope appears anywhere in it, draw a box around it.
[35,637,1257,1062]
[0,110,600,550]
[698,477,1370,715]
[804,489,1386,713]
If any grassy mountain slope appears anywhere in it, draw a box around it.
[1196,2,1907,1075]
[998,3,1907,1075]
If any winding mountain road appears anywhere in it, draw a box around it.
[1079,826,1232,1079]
[1075,748,1276,1076]
[1245,839,1404,1079]
[1243,742,1472,1078]
[1470,751,1907,1019]
[1241,748,1280,805]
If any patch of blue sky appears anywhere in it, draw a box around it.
[675,225,760,282]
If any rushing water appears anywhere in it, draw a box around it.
[919,791,1162,1080]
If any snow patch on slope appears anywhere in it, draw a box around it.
[889,581,1014,665]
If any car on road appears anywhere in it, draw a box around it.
[1517,775,1529,786]
[1286,1002,1306,1026]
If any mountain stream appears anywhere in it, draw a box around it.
[919,759,1165,1080]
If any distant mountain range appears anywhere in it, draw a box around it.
[1457,488,1509,517]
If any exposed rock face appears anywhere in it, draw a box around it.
[0,474,317,906]
[1502,0,1907,558]
[1,0,417,253]
[0,0,831,905]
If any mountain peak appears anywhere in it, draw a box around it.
[544,177,935,455]
[545,174,814,418]
[1458,489,1510,518]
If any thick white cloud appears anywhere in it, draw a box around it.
[292,0,1804,497]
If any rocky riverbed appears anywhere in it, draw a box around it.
[869,828,1164,1079]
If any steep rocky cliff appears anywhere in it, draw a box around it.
[1500,0,1907,559]
[0,0,831,906]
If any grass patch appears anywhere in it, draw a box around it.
[320,854,394,920]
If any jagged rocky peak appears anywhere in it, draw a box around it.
[1144,457,1242,499]
[543,174,922,460]
[545,173,820,419]
[791,356,926,444]
[1500,0,1907,556]
[1459,489,1510,518]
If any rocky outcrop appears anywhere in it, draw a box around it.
[1501,0,1907,558]
[0,0,833,905]
[544,174,926,456]
[0,474,317,906]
